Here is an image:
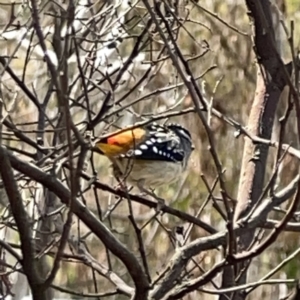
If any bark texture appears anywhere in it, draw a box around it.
[220,1,291,299]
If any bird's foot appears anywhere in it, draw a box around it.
[155,197,165,212]
[137,180,165,212]
[86,175,97,189]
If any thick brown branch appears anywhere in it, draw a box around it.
[0,147,46,300]
[5,137,299,300]
[230,0,292,297]
[5,147,150,299]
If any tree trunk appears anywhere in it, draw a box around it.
[220,1,291,299]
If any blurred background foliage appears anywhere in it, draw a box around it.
[0,0,299,299]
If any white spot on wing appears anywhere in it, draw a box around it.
[153,146,158,153]
[154,132,167,138]
[134,149,143,155]
[140,144,148,150]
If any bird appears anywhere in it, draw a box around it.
[94,122,194,207]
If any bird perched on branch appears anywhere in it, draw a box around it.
[94,122,194,208]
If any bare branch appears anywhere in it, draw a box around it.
[5,147,150,299]
[0,147,45,299]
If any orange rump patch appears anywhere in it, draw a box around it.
[96,127,146,156]
[107,128,145,146]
